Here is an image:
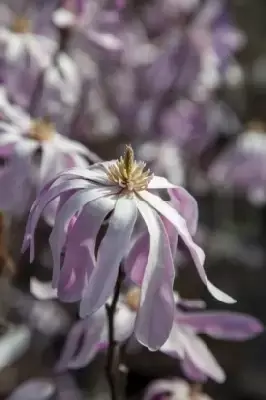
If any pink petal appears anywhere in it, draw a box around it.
[177,311,264,340]
[80,197,137,317]
[124,232,149,286]
[168,187,198,236]
[135,199,175,350]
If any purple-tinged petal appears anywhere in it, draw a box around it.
[177,312,264,340]
[7,379,55,400]
[135,199,175,350]
[139,191,235,304]
[168,187,199,236]
[181,357,208,383]
[50,187,117,287]
[124,232,149,286]
[161,214,178,257]
[179,328,225,383]
[22,179,90,257]
[58,197,115,302]
[80,197,137,317]
[56,308,105,371]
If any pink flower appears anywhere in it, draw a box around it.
[23,145,234,350]
[0,95,99,222]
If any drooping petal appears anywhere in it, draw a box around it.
[124,232,149,286]
[50,187,117,287]
[22,179,90,257]
[135,198,175,350]
[80,197,137,317]
[179,328,226,383]
[148,175,177,189]
[58,196,116,302]
[181,357,208,383]
[139,191,235,304]
[168,187,199,236]
[56,308,105,371]
[177,311,264,340]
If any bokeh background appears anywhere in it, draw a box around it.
[1,0,266,399]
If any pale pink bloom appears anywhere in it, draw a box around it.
[51,286,262,377]
[23,146,234,350]
[0,94,99,222]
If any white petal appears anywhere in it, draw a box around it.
[148,175,177,189]
[139,191,236,304]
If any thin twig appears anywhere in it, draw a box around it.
[105,268,123,400]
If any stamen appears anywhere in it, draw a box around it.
[28,117,55,142]
[10,16,31,34]
[106,144,153,192]
[126,287,141,311]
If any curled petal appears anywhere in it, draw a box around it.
[140,191,235,304]
[168,187,199,236]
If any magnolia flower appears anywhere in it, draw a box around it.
[0,3,56,108]
[23,145,235,349]
[208,125,266,205]
[55,287,262,378]
[0,96,99,222]
[143,379,212,400]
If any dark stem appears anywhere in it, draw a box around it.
[105,268,123,400]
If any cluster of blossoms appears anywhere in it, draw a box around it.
[0,0,264,400]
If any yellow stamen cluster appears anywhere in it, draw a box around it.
[106,145,153,193]
[10,16,31,34]
[125,287,141,311]
[28,117,54,142]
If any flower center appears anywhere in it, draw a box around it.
[106,145,153,193]
[125,287,141,311]
[10,16,31,34]
[28,117,55,142]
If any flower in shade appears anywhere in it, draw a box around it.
[22,145,235,350]
[53,286,262,377]
[0,95,99,221]
[208,123,266,205]
[143,378,213,400]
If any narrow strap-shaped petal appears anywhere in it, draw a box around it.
[56,309,105,371]
[22,179,90,260]
[160,323,185,359]
[147,175,177,189]
[168,187,199,236]
[135,199,175,350]
[58,197,115,302]
[54,166,112,186]
[139,191,235,304]
[179,328,226,383]
[123,232,149,286]
[50,187,116,287]
[181,357,208,383]
[80,197,137,317]
[177,311,263,340]
[67,309,105,369]
[55,319,86,372]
